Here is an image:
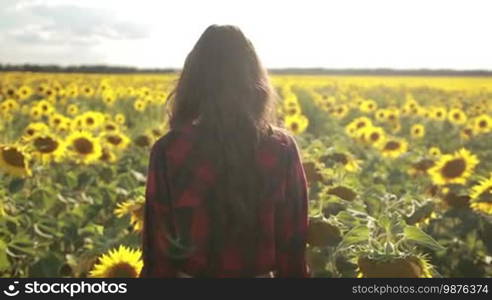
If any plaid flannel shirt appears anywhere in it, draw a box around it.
[140,123,309,278]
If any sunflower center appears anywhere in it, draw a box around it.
[370,132,380,141]
[356,122,365,129]
[106,263,138,278]
[100,149,112,162]
[441,158,466,179]
[135,135,151,147]
[2,148,26,167]
[479,120,487,128]
[332,153,349,165]
[86,118,95,125]
[384,141,400,151]
[152,129,162,137]
[34,137,58,153]
[26,129,35,136]
[107,135,122,146]
[73,138,94,155]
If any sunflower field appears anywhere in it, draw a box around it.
[0,72,491,278]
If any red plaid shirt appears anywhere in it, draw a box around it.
[140,123,309,278]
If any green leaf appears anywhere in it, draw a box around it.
[30,253,62,277]
[8,178,25,194]
[339,225,369,248]
[77,172,93,189]
[0,240,10,271]
[403,225,446,251]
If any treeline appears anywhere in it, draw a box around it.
[0,64,177,74]
[1,64,492,76]
[270,68,492,77]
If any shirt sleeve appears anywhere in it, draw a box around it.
[275,135,310,278]
[139,140,178,278]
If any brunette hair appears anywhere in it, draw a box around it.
[167,25,277,271]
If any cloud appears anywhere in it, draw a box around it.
[4,3,149,45]
[0,1,149,65]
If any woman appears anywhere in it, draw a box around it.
[140,25,309,278]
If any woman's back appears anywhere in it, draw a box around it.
[140,123,308,277]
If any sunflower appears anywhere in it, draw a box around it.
[114,196,145,232]
[322,152,361,172]
[0,145,32,177]
[284,103,301,116]
[102,92,116,106]
[357,255,433,278]
[1,99,20,113]
[410,124,425,138]
[360,126,386,147]
[408,159,435,177]
[473,114,491,134]
[103,121,120,132]
[66,131,102,164]
[81,85,95,97]
[469,174,492,215]
[285,114,309,135]
[134,99,147,112]
[30,133,65,164]
[102,132,131,150]
[448,108,467,125]
[0,198,5,217]
[99,147,117,163]
[360,100,377,113]
[150,128,164,139]
[380,138,408,158]
[23,122,49,141]
[56,119,72,134]
[390,121,402,133]
[17,85,32,100]
[89,245,143,278]
[36,100,54,116]
[115,113,126,125]
[428,148,479,185]
[460,125,475,140]
[81,111,104,130]
[375,109,388,122]
[48,113,67,129]
[29,106,43,120]
[431,107,447,121]
[352,116,373,130]
[332,105,349,119]
[428,147,441,157]
[386,109,399,123]
[134,133,154,148]
[471,174,492,200]
[66,104,79,116]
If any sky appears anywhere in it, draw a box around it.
[1,0,491,70]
